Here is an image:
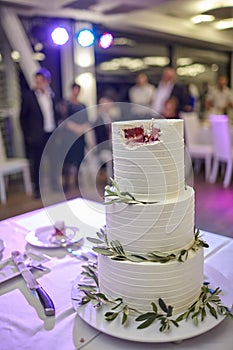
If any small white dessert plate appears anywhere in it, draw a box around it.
[71,264,233,343]
[25,225,81,248]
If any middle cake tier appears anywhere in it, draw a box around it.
[105,186,194,254]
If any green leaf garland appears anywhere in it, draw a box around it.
[104,178,158,205]
[87,227,209,264]
[73,263,233,333]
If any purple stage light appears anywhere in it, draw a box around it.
[99,32,113,49]
[51,27,69,45]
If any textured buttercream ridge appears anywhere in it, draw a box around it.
[112,120,185,199]
[98,248,204,314]
[105,186,194,254]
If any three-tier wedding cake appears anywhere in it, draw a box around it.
[97,119,204,315]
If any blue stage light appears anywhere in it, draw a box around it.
[76,29,95,47]
[51,27,69,45]
[99,32,113,49]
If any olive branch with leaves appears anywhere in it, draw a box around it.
[104,178,158,205]
[74,262,233,333]
[87,227,209,263]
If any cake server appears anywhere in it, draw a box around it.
[11,250,55,316]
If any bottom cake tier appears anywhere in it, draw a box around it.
[98,247,204,315]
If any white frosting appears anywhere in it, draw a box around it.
[98,248,204,315]
[97,119,204,318]
[112,119,185,201]
[106,186,194,254]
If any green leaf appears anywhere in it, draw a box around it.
[192,310,201,319]
[96,231,105,240]
[104,200,119,205]
[137,315,157,329]
[112,256,127,261]
[201,307,207,321]
[209,296,221,302]
[82,265,95,273]
[111,240,125,255]
[92,247,113,256]
[207,303,218,319]
[120,191,136,200]
[167,305,173,317]
[78,285,96,291]
[111,299,123,310]
[193,316,198,326]
[105,311,115,317]
[227,312,233,319]
[136,312,156,321]
[122,312,128,325]
[178,249,188,262]
[151,302,158,314]
[105,312,119,321]
[127,254,147,262]
[100,227,106,234]
[170,319,179,328]
[114,297,123,303]
[95,293,110,301]
[194,228,200,239]
[159,298,168,313]
[80,297,91,305]
[87,237,104,244]
[212,287,222,295]
[159,319,170,332]
[121,306,129,325]
[84,291,97,300]
[175,312,187,322]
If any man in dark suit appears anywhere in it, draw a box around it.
[152,66,188,116]
[20,68,59,198]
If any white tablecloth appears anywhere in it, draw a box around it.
[0,198,233,350]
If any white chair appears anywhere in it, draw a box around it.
[180,112,213,181]
[0,129,32,203]
[209,114,233,187]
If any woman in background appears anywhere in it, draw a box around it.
[58,83,90,192]
[161,96,179,119]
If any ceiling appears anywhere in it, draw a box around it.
[1,0,233,51]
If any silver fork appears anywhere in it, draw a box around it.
[23,254,48,271]
[53,237,96,261]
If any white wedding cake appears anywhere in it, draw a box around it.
[98,119,204,315]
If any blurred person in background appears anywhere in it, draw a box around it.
[92,96,121,180]
[199,81,210,119]
[152,67,187,116]
[161,96,179,119]
[182,83,197,113]
[205,75,233,115]
[57,82,90,192]
[129,73,155,118]
[20,68,59,199]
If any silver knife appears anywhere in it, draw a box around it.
[11,250,55,316]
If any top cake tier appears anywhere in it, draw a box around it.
[112,119,185,201]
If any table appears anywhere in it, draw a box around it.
[0,198,233,350]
